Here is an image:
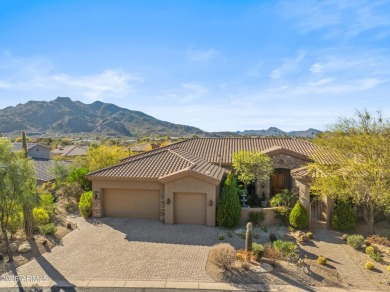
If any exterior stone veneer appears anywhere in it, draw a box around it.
[255,153,309,201]
[159,192,165,222]
[92,189,102,218]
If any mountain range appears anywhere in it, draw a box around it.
[0,97,321,138]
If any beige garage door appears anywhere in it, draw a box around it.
[103,189,160,219]
[174,192,206,225]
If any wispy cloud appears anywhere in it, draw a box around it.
[270,51,306,80]
[187,47,219,62]
[278,0,390,39]
[160,82,207,103]
[0,54,142,101]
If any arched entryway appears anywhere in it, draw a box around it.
[270,168,292,196]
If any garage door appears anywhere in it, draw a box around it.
[103,189,160,219]
[174,192,206,225]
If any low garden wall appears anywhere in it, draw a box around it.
[240,207,281,226]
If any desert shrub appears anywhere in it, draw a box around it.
[306,232,313,239]
[367,235,390,247]
[57,182,84,203]
[347,234,365,249]
[67,167,92,191]
[365,262,374,270]
[317,256,326,265]
[217,172,241,228]
[209,243,236,269]
[252,243,265,261]
[365,246,375,254]
[7,211,24,238]
[273,240,299,261]
[368,251,383,262]
[39,192,56,218]
[273,206,290,226]
[270,189,298,208]
[78,191,93,218]
[217,234,224,240]
[33,208,50,226]
[364,240,371,246]
[236,252,245,261]
[331,202,356,231]
[39,223,57,235]
[248,211,265,226]
[263,244,280,265]
[289,201,309,229]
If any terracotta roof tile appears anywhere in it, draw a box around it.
[88,147,226,182]
[122,137,323,164]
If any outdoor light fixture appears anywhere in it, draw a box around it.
[209,200,213,206]
[93,191,99,199]
[166,198,171,205]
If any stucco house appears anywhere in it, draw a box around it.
[87,138,332,228]
[12,142,70,185]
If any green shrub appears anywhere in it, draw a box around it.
[78,191,93,218]
[217,172,241,228]
[8,211,24,238]
[365,262,374,270]
[33,208,50,226]
[39,193,56,218]
[67,167,92,191]
[365,246,375,254]
[274,206,290,226]
[252,243,265,261]
[270,189,298,208]
[318,256,326,265]
[39,223,57,235]
[289,201,308,229]
[272,240,299,261]
[347,234,365,249]
[248,211,265,226]
[218,234,225,240]
[368,251,383,262]
[331,202,356,231]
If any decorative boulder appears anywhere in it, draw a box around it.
[10,243,18,253]
[261,262,273,272]
[17,242,32,253]
[298,234,309,243]
[234,229,245,235]
[342,234,349,241]
[269,233,277,242]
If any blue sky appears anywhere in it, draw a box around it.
[0,0,389,132]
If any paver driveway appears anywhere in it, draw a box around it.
[8,217,231,285]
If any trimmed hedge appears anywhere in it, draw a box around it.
[331,202,356,231]
[78,191,93,218]
[289,201,309,229]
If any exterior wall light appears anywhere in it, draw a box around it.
[209,200,213,206]
[93,191,99,200]
[166,198,171,205]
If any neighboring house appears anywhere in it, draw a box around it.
[12,142,69,185]
[87,138,332,227]
[12,143,51,160]
[51,145,88,158]
[129,142,160,153]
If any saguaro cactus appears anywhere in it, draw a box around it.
[245,222,253,252]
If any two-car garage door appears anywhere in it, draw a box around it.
[103,189,160,220]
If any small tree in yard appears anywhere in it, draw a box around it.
[289,201,309,229]
[79,191,93,218]
[309,110,390,234]
[232,151,274,198]
[217,172,241,228]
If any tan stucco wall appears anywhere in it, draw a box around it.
[91,179,164,218]
[164,175,217,226]
[240,208,281,226]
[29,145,51,160]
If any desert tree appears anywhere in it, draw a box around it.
[309,110,390,234]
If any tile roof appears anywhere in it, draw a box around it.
[33,159,71,182]
[52,145,88,157]
[88,147,226,182]
[12,143,50,152]
[122,137,323,164]
[291,166,310,180]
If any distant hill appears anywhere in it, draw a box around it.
[0,97,205,137]
[211,127,322,138]
[236,127,322,138]
[0,97,321,138]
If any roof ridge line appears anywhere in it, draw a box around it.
[168,148,197,168]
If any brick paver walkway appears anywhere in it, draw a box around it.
[6,217,220,286]
[300,229,380,291]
